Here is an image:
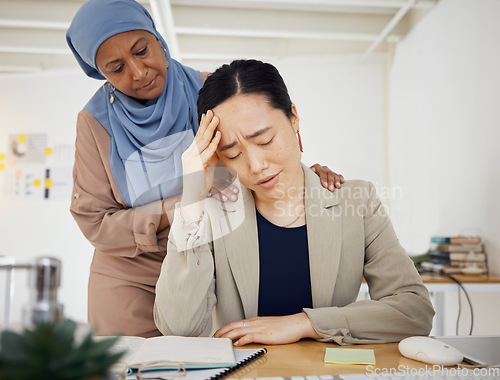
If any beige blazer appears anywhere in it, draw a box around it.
[154,164,434,345]
[71,110,168,337]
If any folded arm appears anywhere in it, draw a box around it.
[70,111,175,257]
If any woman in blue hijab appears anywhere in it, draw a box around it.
[66,0,343,337]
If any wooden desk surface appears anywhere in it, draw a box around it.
[419,273,500,284]
[361,274,500,285]
[230,340,440,378]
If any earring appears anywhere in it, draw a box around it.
[296,131,303,152]
[102,81,115,104]
[163,47,170,69]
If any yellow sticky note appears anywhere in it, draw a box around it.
[0,153,5,160]
[33,179,42,187]
[45,148,53,156]
[0,163,4,171]
[45,178,53,189]
[324,348,376,365]
[18,134,26,143]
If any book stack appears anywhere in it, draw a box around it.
[429,236,488,274]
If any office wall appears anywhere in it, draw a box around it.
[0,71,98,324]
[388,0,500,334]
[0,58,386,324]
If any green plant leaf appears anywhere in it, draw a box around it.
[0,319,125,380]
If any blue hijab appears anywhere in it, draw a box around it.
[66,0,202,207]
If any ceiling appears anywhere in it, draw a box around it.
[0,0,438,75]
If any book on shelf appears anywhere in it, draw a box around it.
[429,252,453,266]
[449,261,487,269]
[449,251,487,262]
[429,235,488,275]
[441,265,487,275]
[430,251,487,264]
[431,236,482,245]
[429,242,484,253]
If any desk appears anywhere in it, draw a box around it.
[359,274,500,336]
[229,340,434,378]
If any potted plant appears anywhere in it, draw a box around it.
[0,319,125,380]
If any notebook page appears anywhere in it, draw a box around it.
[130,336,236,366]
[95,335,146,372]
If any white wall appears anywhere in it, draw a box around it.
[0,71,99,324]
[0,58,386,324]
[389,0,500,334]
[278,55,387,187]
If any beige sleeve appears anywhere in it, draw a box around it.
[304,182,435,345]
[200,71,211,83]
[70,110,168,257]
[154,205,216,337]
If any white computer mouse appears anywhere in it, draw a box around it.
[398,336,463,366]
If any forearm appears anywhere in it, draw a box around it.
[154,212,216,336]
[296,312,322,340]
[72,111,172,256]
[71,196,167,256]
[304,284,434,345]
[73,105,212,255]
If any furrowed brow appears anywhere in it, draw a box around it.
[245,126,272,139]
[219,126,272,152]
[219,141,237,152]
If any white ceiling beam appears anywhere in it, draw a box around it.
[0,66,43,73]
[171,0,435,10]
[176,27,383,42]
[181,52,274,61]
[149,0,181,61]
[0,19,69,30]
[0,46,71,55]
[361,0,415,61]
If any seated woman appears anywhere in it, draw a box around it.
[154,59,434,346]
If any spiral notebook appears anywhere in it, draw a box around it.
[111,335,237,371]
[124,347,267,380]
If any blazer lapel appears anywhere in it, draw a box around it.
[303,164,342,308]
[218,185,260,318]
[217,165,342,316]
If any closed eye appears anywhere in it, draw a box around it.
[113,64,124,73]
[227,152,241,160]
[137,46,148,56]
[260,137,274,146]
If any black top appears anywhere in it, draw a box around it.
[256,209,313,316]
